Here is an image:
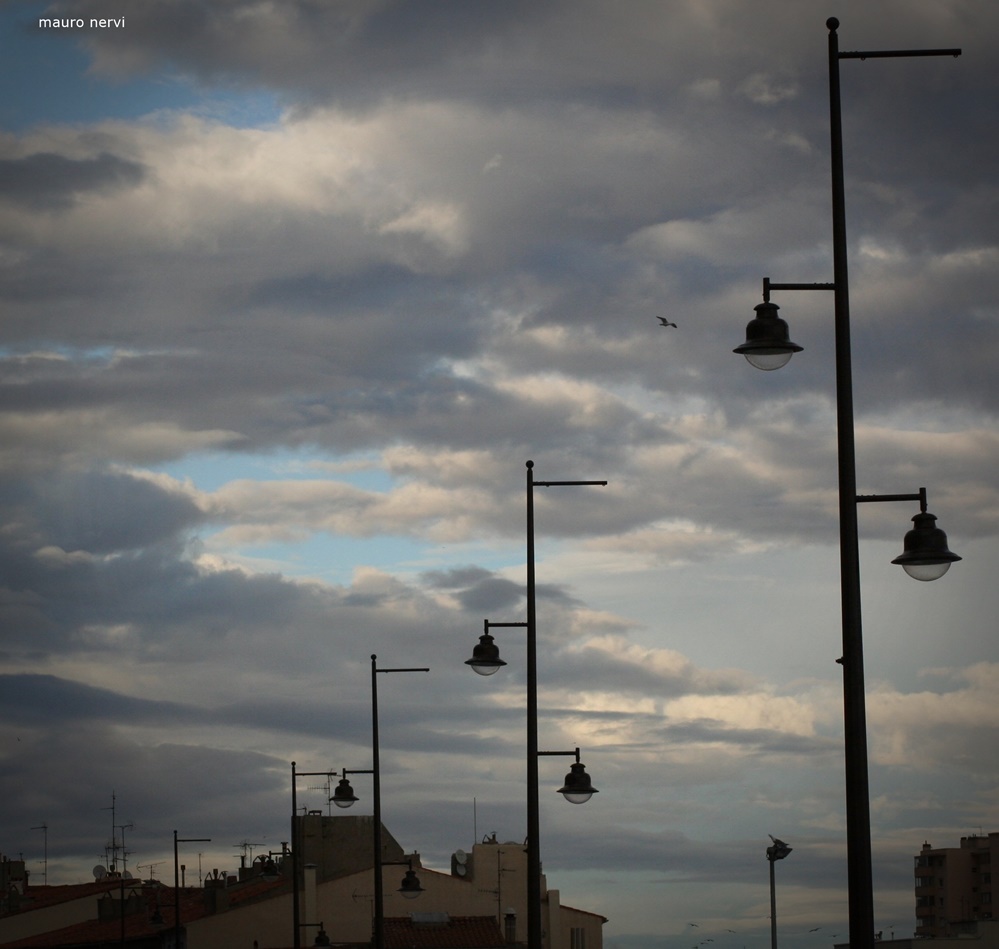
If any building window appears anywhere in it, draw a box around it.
[570,928,586,949]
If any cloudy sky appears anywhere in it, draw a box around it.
[1,1,996,947]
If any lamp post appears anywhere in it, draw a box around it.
[173,831,210,949]
[733,19,961,949]
[467,460,606,949]
[328,655,428,949]
[291,763,337,949]
[767,836,792,949]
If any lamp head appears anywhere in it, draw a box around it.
[891,511,962,581]
[330,777,358,809]
[398,868,424,899]
[465,631,507,676]
[766,835,792,861]
[734,301,803,370]
[557,761,598,804]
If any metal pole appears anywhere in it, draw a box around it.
[292,762,300,949]
[523,461,606,949]
[826,19,875,949]
[173,831,180,949]
[371,657,429,949]
[372,655,384,949]
[526,461,541,949]
[769,856,777,949]
[174,832,210,949]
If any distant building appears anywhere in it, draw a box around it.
[0,817,605,949]
[914,831,997,937]
[0,855,28,897]
[834,919,999,949]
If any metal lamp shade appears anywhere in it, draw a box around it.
[557,762,598,804]
[891,511,962,581]
[734,301,804,371]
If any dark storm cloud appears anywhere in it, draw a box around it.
[0,466,341,660]
[0,152,145,210]
[421,566,524,613]
[1,721,288,866]
[0,673,191,725]
[31,469,203,554]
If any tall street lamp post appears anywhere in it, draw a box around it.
[291,763,337,949]
[329,655,428,949]
[466,459,606,949]
[173,831,210,949]
[733,19,961,949]
[767,836,792,949]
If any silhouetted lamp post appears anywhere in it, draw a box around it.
[733,19,961,949]
[328,654,428,949]
[173,831,210,949]
[467,460,606,949]
[291,763,337,949]
[767,836,792,949]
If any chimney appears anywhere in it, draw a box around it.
[303,863,319,932]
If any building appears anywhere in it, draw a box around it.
[833,919,999,949]
[0,817,606,949]
[914,832,997,937]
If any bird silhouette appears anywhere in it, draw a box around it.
[657,316,677,328]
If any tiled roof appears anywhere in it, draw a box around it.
[0,878,286,948]
[2,882,124,916]
[383,914,507,949]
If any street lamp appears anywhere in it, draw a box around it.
[328,655,428,949]
[467,459,607,949]
[545,748,599,804]
[290,763,337,949]
[173,831,210,949]
[733,19,961,949]
[767,835,792,949]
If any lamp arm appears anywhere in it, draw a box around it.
[856,488,928,512]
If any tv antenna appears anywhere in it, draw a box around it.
[234,841,263,868]
[116,822,134,877]
[307,773,335,814]
[30,823,48,886]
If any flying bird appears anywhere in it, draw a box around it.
[657,316,677,328]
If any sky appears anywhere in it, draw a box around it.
[0,1,996,947]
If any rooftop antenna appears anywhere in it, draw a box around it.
[30,823,48,885]
[101,791,118,873]
[116,822,134,877]
[234,841,263,869]
[307,773,334,815]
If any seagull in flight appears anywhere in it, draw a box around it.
[657,316,677,328]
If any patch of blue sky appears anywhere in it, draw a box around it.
[0,343,119,362]
[152,447,395,494]
[216,529,432,587]
[0,3,283,131]
[218,531,526,588]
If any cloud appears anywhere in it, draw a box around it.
[0,151,145,210]
[1,4,997,946]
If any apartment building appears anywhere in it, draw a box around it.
[915,832,997,937]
